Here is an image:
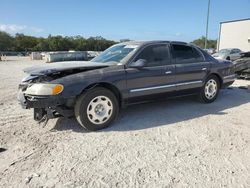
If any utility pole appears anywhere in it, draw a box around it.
[205,0,211,49]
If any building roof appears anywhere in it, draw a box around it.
[220,18,250,24]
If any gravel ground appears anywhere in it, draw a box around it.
[0,57,250,188]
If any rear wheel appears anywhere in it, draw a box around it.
[74,87,119,131]
[199,75,220,103]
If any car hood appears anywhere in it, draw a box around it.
[212,53,227,60]
[212,53,221,57]
[23,61,115,76]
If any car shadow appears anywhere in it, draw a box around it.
[52,87,250,132]
[52,117,87,133]
[0,148,7,153]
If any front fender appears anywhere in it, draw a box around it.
[50,65,126,99]
[49,69,104,98]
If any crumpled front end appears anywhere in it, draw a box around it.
[17,82,75,121]
[17,61,111,122]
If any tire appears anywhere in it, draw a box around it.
[226,56,230,60]
[199,75,220,103]
[74,87,119,131]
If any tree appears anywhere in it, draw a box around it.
[191,36,217,49]
[33,38,49,51]
[73,36,87,51]
[14,33,38,51]
[120,39,131,42]
[0,31,14,51]
[0,31,116,52]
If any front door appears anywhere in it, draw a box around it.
[126,43,176,98]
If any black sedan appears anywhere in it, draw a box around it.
[18,41,235,131]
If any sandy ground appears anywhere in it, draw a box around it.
[0,57,250,188]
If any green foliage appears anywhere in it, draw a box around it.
[0,31,14,51]
[0,32,217,52]
[0,32,116,52]
[191,36,217,49]
[14,33,38,51]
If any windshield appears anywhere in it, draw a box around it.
[218,49,230,55]
[91,44,138,63]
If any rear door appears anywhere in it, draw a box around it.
[126,43,176,98]
[171,43,210,90]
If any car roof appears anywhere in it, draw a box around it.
[221,48,240,50]
[120,40,188,46]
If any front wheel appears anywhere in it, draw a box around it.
[74,87,119,131]
[199,75,220,103]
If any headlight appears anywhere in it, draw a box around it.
[24,84,64,96]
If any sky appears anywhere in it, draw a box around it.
[0,0,249,42]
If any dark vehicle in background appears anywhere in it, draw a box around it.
[234,51,250,79]
[18,41,235,131]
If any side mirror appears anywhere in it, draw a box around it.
[129,59,147,69]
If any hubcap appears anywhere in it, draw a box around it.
[87,96,113,125]
[205,79,218,100]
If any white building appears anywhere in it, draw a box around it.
[217,18,250,52]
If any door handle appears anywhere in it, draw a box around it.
[165,71,172,74]
[202,68,207,71]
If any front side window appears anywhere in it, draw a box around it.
[134,44,170,67]
[172,44,204,64]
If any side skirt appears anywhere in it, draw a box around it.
[125,88,201,106]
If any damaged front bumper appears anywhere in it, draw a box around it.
[17,88,75,121]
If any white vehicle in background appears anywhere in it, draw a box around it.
[204,48,215,55]
[212,48,242,61]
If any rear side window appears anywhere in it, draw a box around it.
[172,44,204,64]
[231,49,241,54]
[200,49,215,61]
[134,44,170,67]
[231,49,237,54]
